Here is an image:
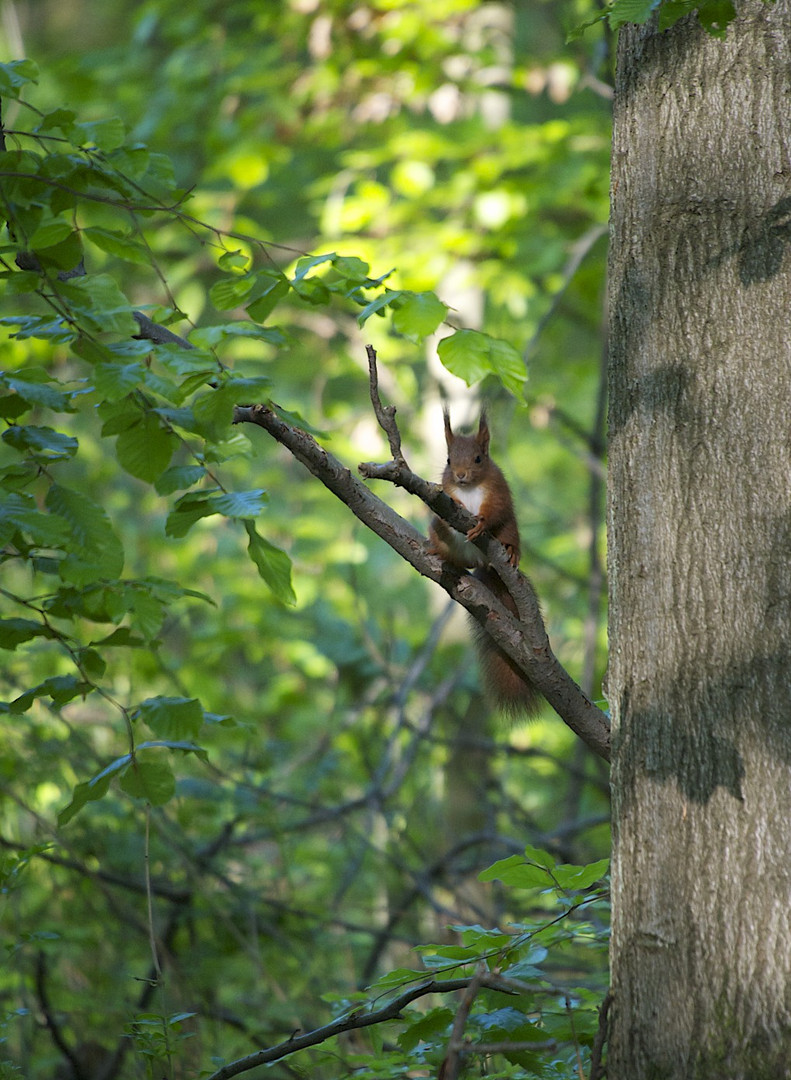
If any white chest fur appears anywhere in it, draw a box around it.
[450,483,485,517]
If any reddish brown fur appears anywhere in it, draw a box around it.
[428,409,541,717]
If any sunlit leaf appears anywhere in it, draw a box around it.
[83,227,151,266]
[392,291,448,340]
[438,329,526,396]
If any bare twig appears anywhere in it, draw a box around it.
[132,310,194,350]
[440,963,486,1080]
[35,952,89,1080]
[366,344,405,464]
[567,994,586,1080]
[233,403,610,761]
[588,989,612,1080]
[144,806,163,983]
[468,1039,556,1053]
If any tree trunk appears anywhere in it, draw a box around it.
[607,3,791,1077]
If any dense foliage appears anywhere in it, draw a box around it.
[0,2,616,1077]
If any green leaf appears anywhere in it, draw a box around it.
[357,289,402,326]
[553,858,610,891]
[127,591,166,640]
[607,0,661,29]
[245,521,296,605]
[29,219,73,250]
[1,370,74,411]
[115,413,177,482]
[392,291,448,340]
[268,402,328,438]
[164,493,216,538]
[91,627,146,648]
[72,116,126,152]
[192,377,271,438]
[164,488,267,538]
[90,361,147,402]
[154,465,207,496]
[136,740,208,763]
[0,492,72,549]
[522,844,557,869]
[0,59,39,98]
[292,252,335,281]
[45,483,124,584]
[189,323,278,349]
[332,255,370,281]
[11,674,92,714]
[438,329,526,396]
[58,761,126,827]
[0,618,55,650]
[119,760,176,806]
[657,0,698,27]
[209,275,254,311]
[478,855,551,889]
[213,490,268,518]
[35,107,77,136]
[246,276,290,323]
[290,276,329,305]
[83,227,150,266]
[502,945,549,982]
[58,274,136,335]
[0,315,76,345]
[217,248,250,272]
[33,231,84,272]
[398,1008,454,1052]
[98,397,139,437]
[2,425,78,462]
[77,646,106,678]
[136,696,203,740]
[192,382,252,439]
[695,0,737,35]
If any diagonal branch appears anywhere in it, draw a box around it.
[204,974,519,1080]
[232,403,610,761]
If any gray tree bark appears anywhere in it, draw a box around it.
[607,2,791,1077]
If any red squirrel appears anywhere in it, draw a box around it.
[428,408,542,717]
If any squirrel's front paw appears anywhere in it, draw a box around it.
[466,518,485,542]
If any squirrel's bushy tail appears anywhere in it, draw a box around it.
[470,567,542,718]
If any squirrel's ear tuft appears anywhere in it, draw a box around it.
[477,409,490,452]
[443,407,454,447]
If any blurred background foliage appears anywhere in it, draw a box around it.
[0,0,613,1076]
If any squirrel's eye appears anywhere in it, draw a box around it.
[474,454,482,464]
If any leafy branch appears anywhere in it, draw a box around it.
[205,973,525,1080]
